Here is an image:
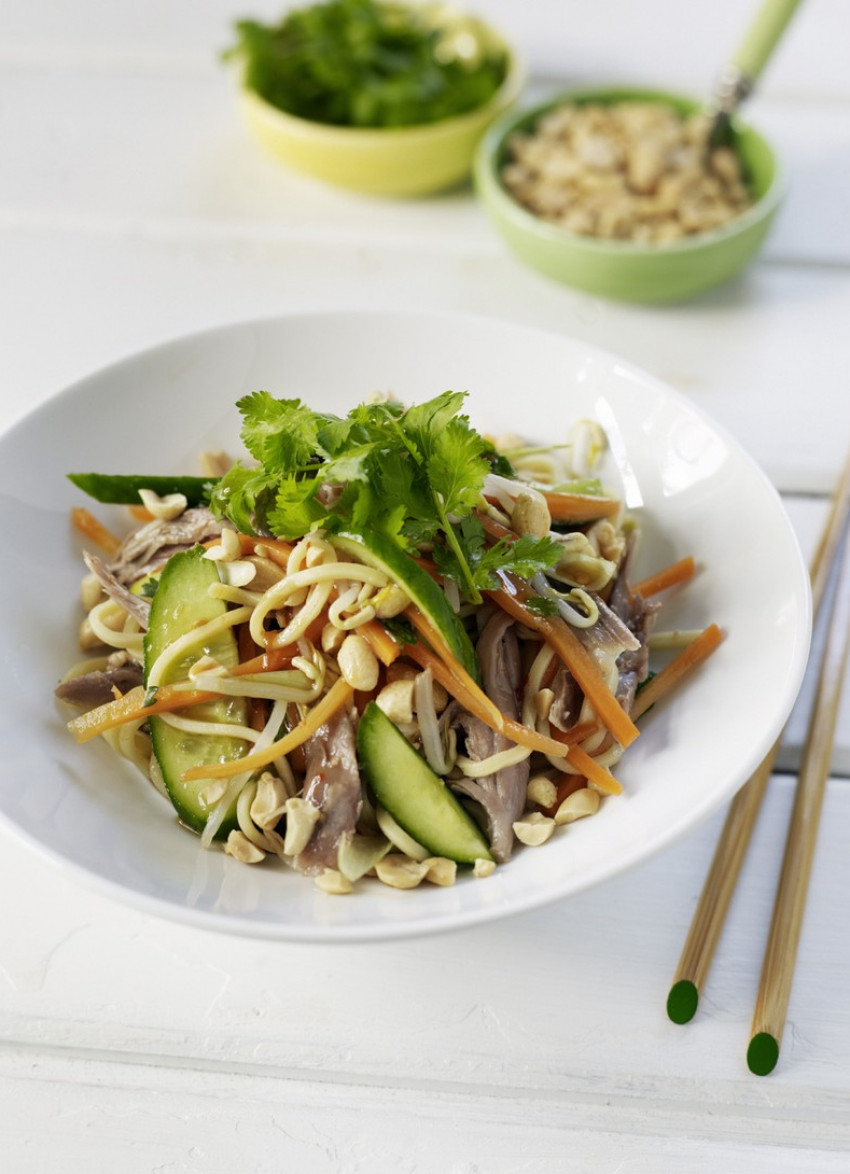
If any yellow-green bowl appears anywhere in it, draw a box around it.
[474,87,785,303]
[238,40,523,198]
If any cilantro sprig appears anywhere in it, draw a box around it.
[433,516,562,598]
[226,0,509,130]
[208,390,559,604]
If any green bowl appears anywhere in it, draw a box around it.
[474,87,785,303]
[238,31,523,198]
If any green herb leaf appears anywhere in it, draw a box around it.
[208,463,279,536]
[226,0,508,130]
[382,617,417,646]
[433,519,562,601]
[237,393,325,472]
[212,388,560,606]
[267,474,328,540]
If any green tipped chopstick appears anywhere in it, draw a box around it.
[745,518,850,1073]
[667,450,850,1071]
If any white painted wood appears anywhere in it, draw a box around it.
[1,1,847,100]
[0,773,849,1170]
[1,2,849,1167]
[1,1050,849,1173]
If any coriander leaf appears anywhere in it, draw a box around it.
[382,617,417,646]
[319,442,375,485]
[401,515,440,547]
[428,417,491,518]
[334,480,374,534]
[226,2,508,130]
[237,393,325,472]
[139,577,159,600]
[371,443,432,532]
[486,446,516,478]
[208,463,279,535]
[483,534,563,582]
[435,524,562,600]
[266,474,327,540]
[316,415,353,457]
[401,390,467,456]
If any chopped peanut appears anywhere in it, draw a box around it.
[315,869,353,895]
[513,811,556,846]
[138,488,188,521]
[376,678,415,725]
[282,796,320,857]
[554,787,600,825]
[526,774,559,809]
[502,100,753,244]
[423,857,457,887]
[225,830,265,864]
[375,854,429,890]
[337,634,380,692]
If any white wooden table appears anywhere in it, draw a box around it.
[1,2,849,1169]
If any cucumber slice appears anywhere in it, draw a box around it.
[69,472,212,506]
[357,702,493,864]
[143,546,249,837]
[333,527,480,683]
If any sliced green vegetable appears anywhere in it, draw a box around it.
[333,526,480,683]
[143,546,249,837]
[357,702,493,865]
[68,472,212,506]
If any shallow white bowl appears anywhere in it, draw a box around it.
[0,311,810,941]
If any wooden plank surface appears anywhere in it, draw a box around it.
[0,772,849,1170]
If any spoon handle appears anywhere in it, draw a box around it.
[732,0,803,83]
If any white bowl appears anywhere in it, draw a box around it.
[0,311,810,941]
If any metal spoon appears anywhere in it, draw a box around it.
[707,0,802,151]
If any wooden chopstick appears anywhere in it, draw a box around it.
[667,452,850,1029]
[747,515,850,1074]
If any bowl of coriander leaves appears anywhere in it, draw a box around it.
[226,0,523,197]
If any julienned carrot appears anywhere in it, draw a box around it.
[631,623,723,721]
[71,507,122,557]
[632,556,696,599]
[67,684,218,743]
[565,743,623,796]
[128,504,154,523]
[244,535,294,563]
[403,635,571,759]
[68,645,300,744]
[544,772,589,818]
[266,607,329,650]
[402,636,502,728]
[359,620,402,667]
[486,572,640,750]
[541,490,620,523]
[181,677,354,782]
[231,646,298,675]
[548,720,598,747]
[237,624,267,733]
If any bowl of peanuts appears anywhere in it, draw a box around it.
[474,87,784,303]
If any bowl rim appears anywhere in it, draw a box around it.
[474,85,786,257]
[236,30,525,146]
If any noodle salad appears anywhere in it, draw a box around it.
[58,390,721,894]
